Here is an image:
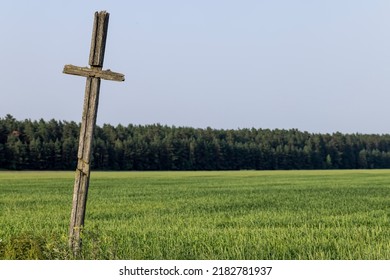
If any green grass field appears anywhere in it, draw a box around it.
[0,170,389,260]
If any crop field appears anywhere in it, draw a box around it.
[0,170,389,260]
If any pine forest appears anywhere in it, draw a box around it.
[2,114,390,171]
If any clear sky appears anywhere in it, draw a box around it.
[1,1,390,134]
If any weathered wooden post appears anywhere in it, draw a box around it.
[63,11,125,255]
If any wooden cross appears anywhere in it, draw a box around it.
[63,11,124,254]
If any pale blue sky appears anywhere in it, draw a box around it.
[1,1,390,133]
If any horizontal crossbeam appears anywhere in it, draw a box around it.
[63,64,125,82]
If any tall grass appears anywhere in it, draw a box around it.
[0,170,389,259]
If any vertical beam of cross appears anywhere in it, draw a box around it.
[63,11,124,255]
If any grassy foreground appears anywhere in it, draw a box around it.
[0,170,389,260]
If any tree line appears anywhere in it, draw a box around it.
[1,114,390,170]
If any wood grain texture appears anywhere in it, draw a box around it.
[63,64,124,81]
[89,11,109,67]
